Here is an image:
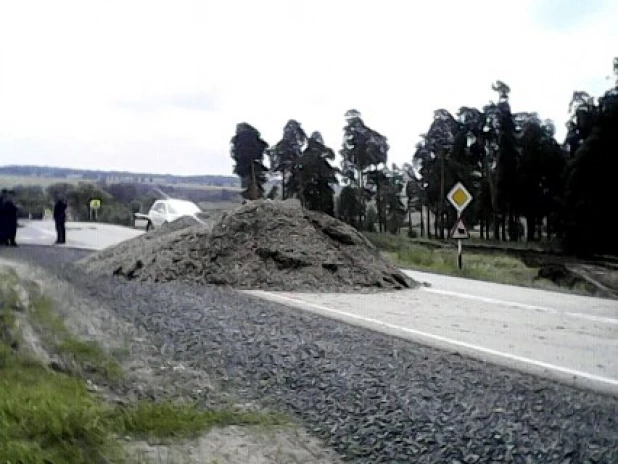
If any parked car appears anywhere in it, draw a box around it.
[134,198,206,231]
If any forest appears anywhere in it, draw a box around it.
[230,58,618,257]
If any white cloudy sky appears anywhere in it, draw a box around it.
[0,0,616,176]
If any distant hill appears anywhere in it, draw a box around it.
[0,165,241,188]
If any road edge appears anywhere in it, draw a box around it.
[246,290,618,399]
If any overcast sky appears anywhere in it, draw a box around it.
[0,0,616,176]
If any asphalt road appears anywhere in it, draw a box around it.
[16,219,144,250]
[13,219,618,395]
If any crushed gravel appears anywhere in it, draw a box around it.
[4,245,618,464]
[79,200,417,292]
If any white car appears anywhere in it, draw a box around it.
[135,198,206,231]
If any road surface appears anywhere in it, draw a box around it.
[249,283,618,396]
[12,219,618,395]
[16,219,144,250]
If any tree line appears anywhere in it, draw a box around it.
[230,112,408,234]
[6,182,153,225]
[230,58,618,257]
[6,178,241,226]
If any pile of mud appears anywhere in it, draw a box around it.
[154,215,204,235]
[80,200,418,292]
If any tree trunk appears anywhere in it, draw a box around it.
[440,205,448,239]
[357,169,365,228]
[427,206,432,238]
[408,205,413,237]
[501,215,507,241]
[526,214,536,242]
[420,205,425,237]
[377,183,384,233]
[493,213,500,241]
[439,153,446,239]
[508,211,518,242]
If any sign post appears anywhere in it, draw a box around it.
[447,182,473,270]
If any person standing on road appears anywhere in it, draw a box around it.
[3,190,18,247]
[53,196,67,244]
[0,189,7,246]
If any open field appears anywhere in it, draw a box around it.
[0,175,83,188]
[166,182,241,192]
[198,200,242,212]
[0,174,241,192]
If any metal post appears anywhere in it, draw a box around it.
[457,213,463,270]
[457,238,463,270]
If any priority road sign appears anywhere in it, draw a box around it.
[447,182,472,270]
[447,182,473,213]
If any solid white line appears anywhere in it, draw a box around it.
[421,287,618,325]
[251,291,618,391]
[564,312,618,324]
[422,287,556,312]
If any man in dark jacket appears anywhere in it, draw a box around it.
[0,189,7,246]
[53,197,67,244]
[3,190,18,247]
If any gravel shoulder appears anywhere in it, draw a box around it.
[0,248,339,464]
[3,245,618,463]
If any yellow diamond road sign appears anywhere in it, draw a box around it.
[447,182,472,213]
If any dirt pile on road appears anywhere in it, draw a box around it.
[80,222,208,277]
[81,200,418,292]
[155,215,204,235]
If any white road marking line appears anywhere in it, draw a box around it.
[421,287,618,325]
[563,312,618,324]
[422,287,557,312]
[250,291,618,391]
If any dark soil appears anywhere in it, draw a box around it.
[80,201,418,292]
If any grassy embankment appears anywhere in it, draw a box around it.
[0,267,284,463]
[365,232,576,291]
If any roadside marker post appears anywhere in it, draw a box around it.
[447,182,473,270]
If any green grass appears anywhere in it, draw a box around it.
[365,232,540,287]
[29,294,124,382]
[58,337,124,380]
[115,401,286,441]
[0,270,118,462]
[1,269,289,463]
[0,349,284,463]
[0,360,120,463]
